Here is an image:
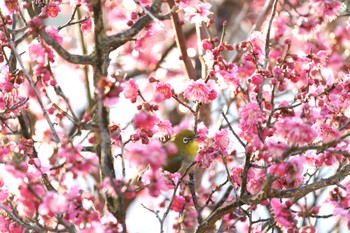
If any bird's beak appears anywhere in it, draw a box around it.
[192,135,199,140]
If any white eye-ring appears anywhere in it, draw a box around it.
[183,137,190,144]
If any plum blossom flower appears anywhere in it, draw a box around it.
[81,17,92,34]
[202,40,213,50]
[265,139,287,160]
[231,166,243,187]
[268,157,305,189]
[311,0,342,19]
[247,168,263,195]
[239,102,265,134]
[127,141,166,170]
[44,3,61,18]
[270,198,297,230]
[171,196,186,212]
[123,79,138,103]
[215,65,240,90]
[144,170,166,197]
[153,120,173,138]
[4,0,18,14]
[38,192,68,216]
[179,1,212,24]
[133,112,159,131]
[196,122,208,145]
[153,82,172,103]
[17,138,34,155]
[45,26,63,44]
[248,31,266,56]
[195,146,219,168]
[250,73,263,86]
[275,117,317,145]
[29,44,46,65]
[214,129,230,156]
[318,123,340,142]
[184,79,218,104]
[18,184,45,217]
[7,222,22,233]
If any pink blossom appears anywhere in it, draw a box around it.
[265,140,287,160]
[99,178,124,198]
[57,143,80,164]
[250,74,263,86]
[202,40,213,50]
[272,15,287,40]
[44,3,61,18]
[133,112,159,131]
[127,141,166,170]
[246,168,263,195]
[318,123,340,142]
[33,65,52,86]
[144,170,166,197]
[214,129,230,156]
[196,122,208,145]
[29,44,46,65]
[8,222,22,233]
[239,102,265,135]
[184,79,217,104]
[38,192,68,216]
[270,198,297,230]
[300,226,316,233]
[0,215,10,232]
[154,120,174,138]
[17,138,34,155]
[268,158,304,189]
[162,171,181,191]
[171,196,186,212]
[311,0,342,18]
[18,184,45,217]
[180,1,212,24]
[275,117,317,145]
[153,82,172,102]
[123,79,138,103]
[182,206,198,229]
[248,31,265,56]
[195,146,219,168]
[203,51,215,67]
[4,0,18,14]
[231,166,243,187]
[45,26,63,44]
[215,65,239,90]
[0,186,8,202]
[81,18,92,34]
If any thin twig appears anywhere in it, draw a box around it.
[221,111,246,148]
[263,0,278,69]
[4,36,61,143]
[167,0,196,80]
[188,172,203,223]
[161,162,196,232]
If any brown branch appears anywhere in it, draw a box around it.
[1,26,61,143]
[105,0,163,50]
[264,0,278,69]
[24,0,94,65]
[195,164,350,233]
[188,172,203,223]
[167,0,196,80]
[249,0,275,34]
[39,30,95,65]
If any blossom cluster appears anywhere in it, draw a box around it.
[0,0,349,232]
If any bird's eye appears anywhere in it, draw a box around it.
[183,137,190,144]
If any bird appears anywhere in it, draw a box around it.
[163,129,199,174]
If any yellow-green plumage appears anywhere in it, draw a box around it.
[163,130,199,173]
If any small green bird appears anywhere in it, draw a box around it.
[163,129,199,173]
